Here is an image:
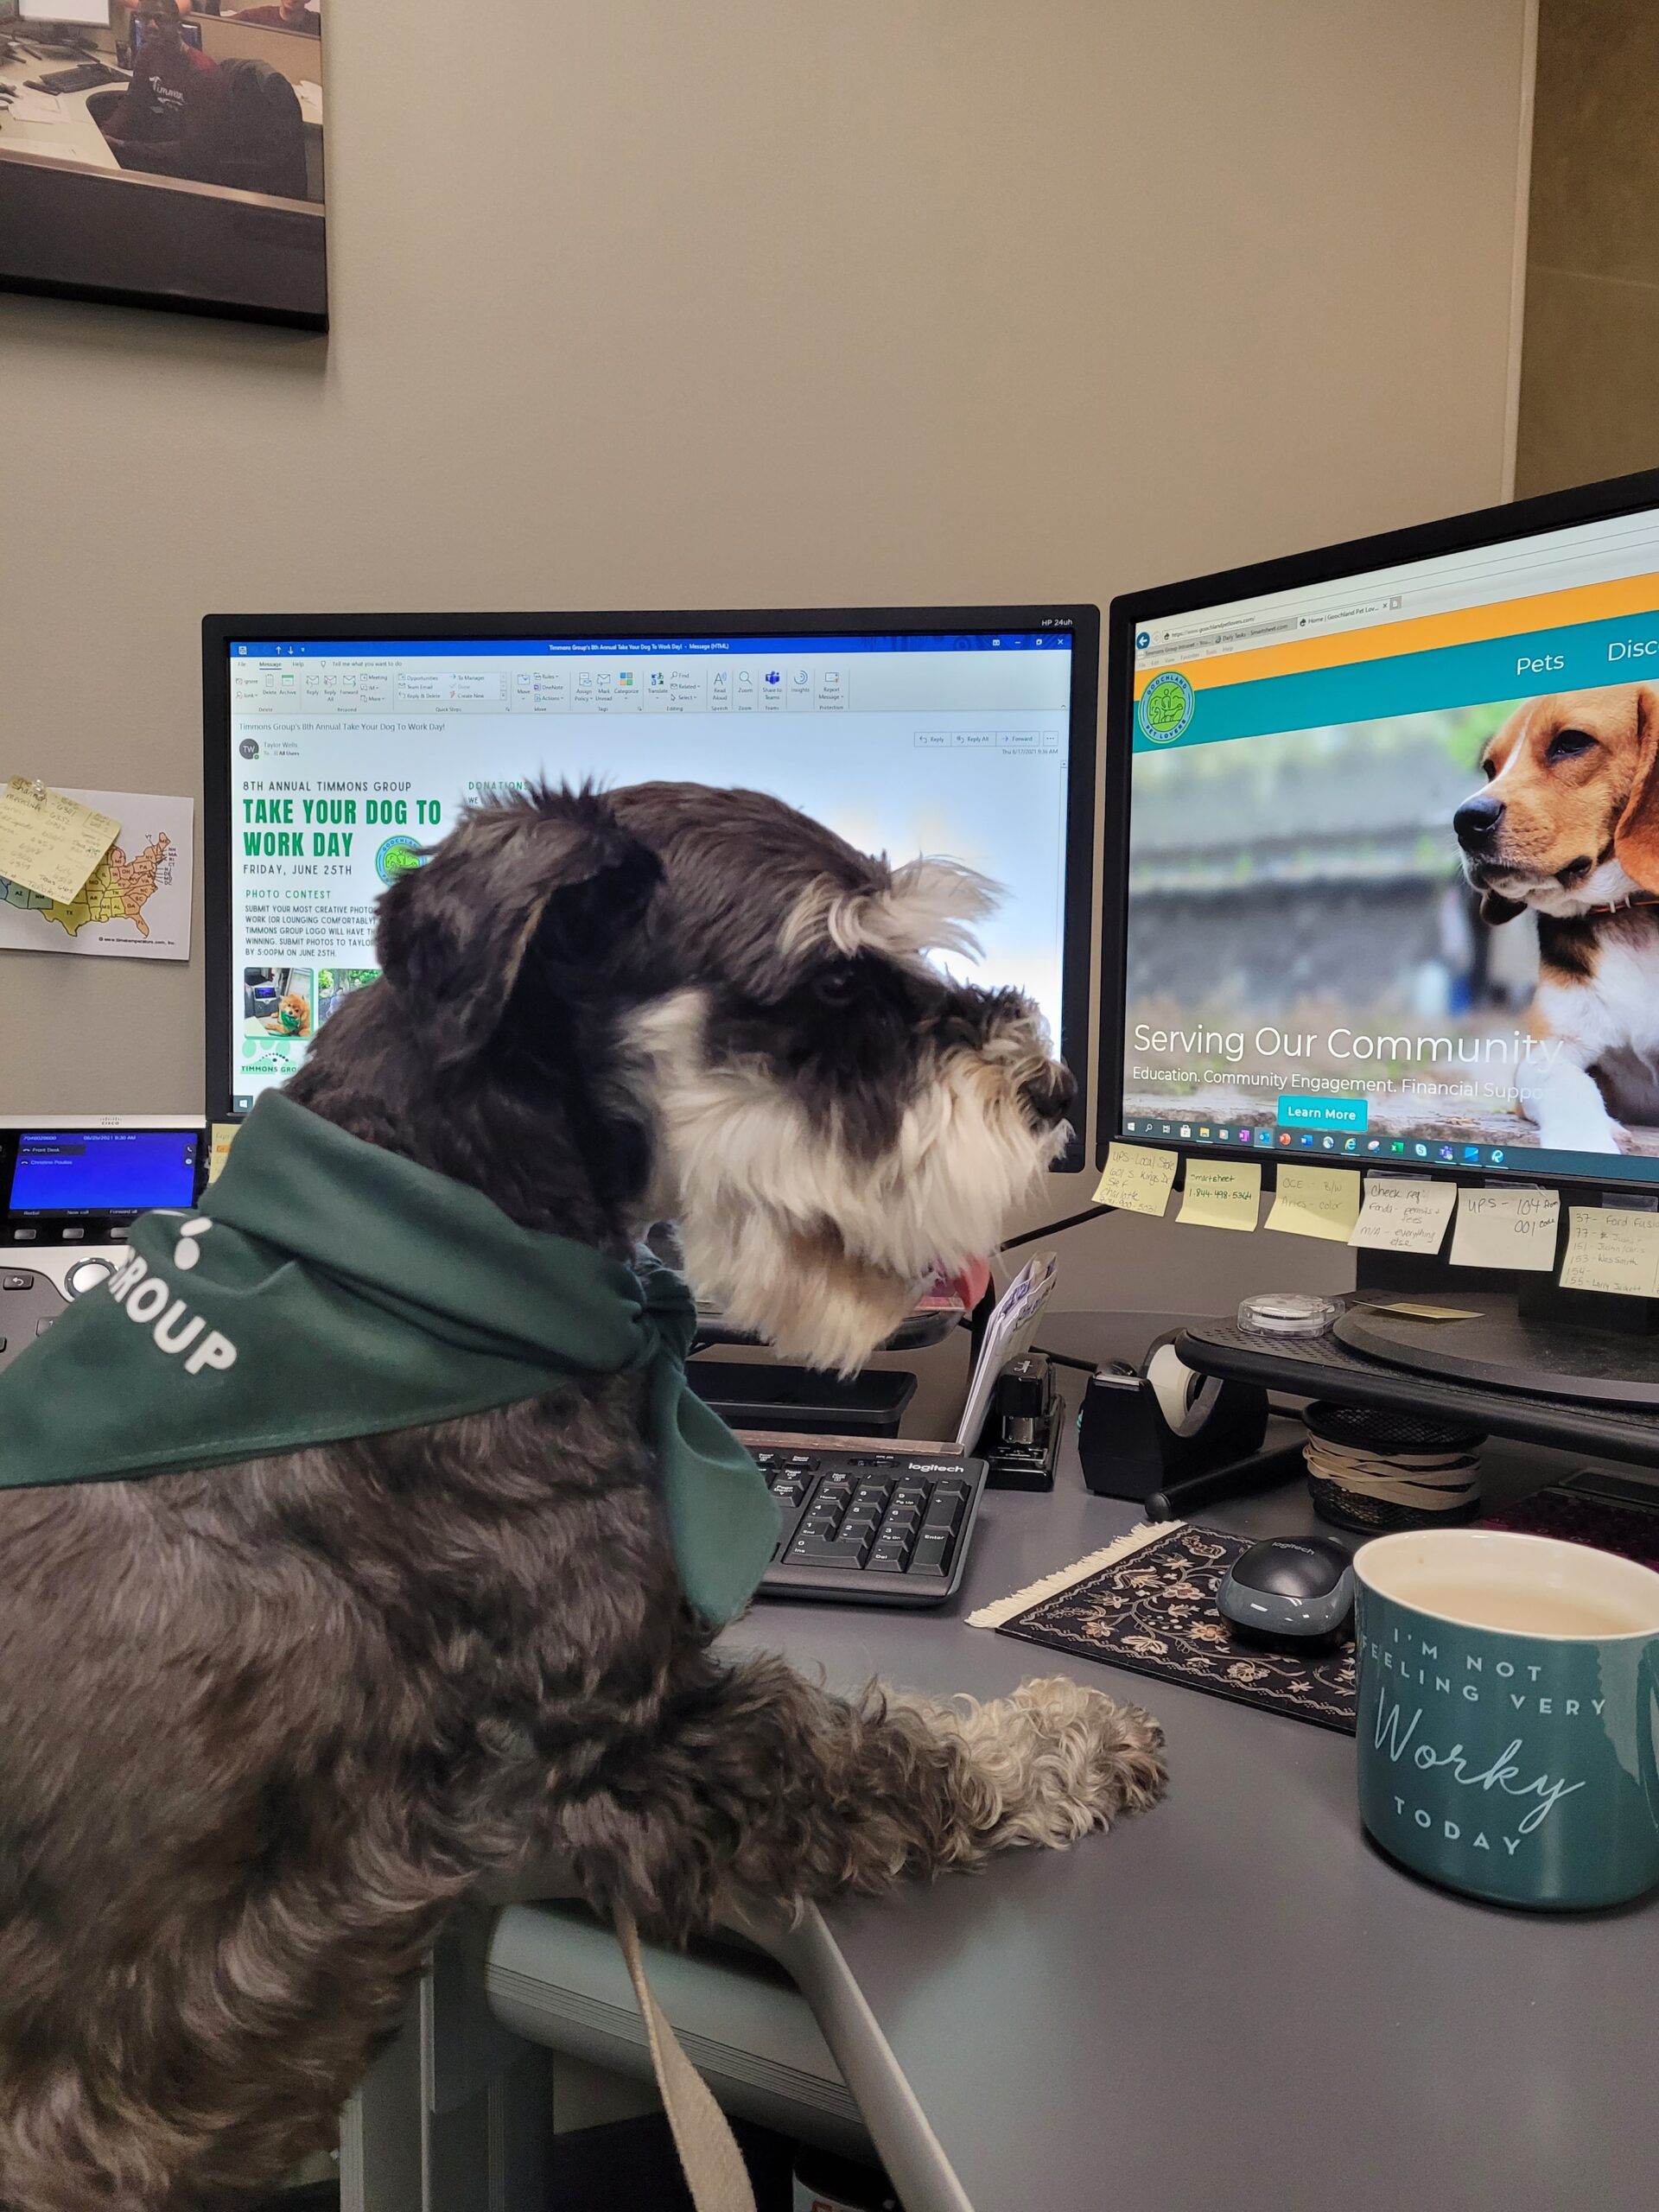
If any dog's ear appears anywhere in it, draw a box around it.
[376,787,661,1066]
[1478,888,1524,926]
[1613,686,1659,893]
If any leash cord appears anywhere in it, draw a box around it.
[615,1905,757,2212]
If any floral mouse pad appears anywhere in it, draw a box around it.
[972,1522,1357,1735]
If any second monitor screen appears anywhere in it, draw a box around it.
[1117,499,1659,1190]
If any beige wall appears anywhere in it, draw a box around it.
[1516,0,1659,495]
[1,0,1533,1313]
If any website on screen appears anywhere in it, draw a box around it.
[1122,510,1659,1186]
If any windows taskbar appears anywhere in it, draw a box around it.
[1120,1117,1659,1190]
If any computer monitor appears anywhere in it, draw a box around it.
[1100,466,1659,1396]
[203,608,1098,1160]
[18,0,108,24]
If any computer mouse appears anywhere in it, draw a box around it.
[1217,1535,1354,1647]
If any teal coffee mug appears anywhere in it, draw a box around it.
[1354,1529,1659,1910]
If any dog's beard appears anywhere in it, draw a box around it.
[627,991,1064,1372]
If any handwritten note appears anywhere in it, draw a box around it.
[1348,1177,1458,1255]
[1449,1187,1560,1272]
[1264,1163,1361,1242]
[1177,1159,1262,1232]
[0,779,120,902]
[1092,1142,1178,1217]
[207,1123,239,1185]
[1559,1208,1659,1298]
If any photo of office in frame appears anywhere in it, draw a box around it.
[0,0,326,328]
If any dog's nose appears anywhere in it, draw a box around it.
[1022,1063,1076,1128]
[1454,793,1505,849]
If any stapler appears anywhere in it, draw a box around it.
[976,1351,1060,1491]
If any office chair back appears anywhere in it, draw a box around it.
[211,55,307,200]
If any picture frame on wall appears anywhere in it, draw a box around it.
[0,0,326,328]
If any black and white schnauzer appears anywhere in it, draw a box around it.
[0,783,1163,2209]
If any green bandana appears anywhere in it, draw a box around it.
[0,1092,779,1625]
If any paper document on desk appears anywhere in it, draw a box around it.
[8,90,65,121]
[954,1252,1058,1452]
[0,790,193,961]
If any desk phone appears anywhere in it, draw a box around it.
[0,1127,205,1370]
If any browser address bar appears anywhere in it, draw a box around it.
[1147,593,1402,658]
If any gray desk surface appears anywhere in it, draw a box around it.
[728,1312,1659,2212]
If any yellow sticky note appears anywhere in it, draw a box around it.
[1449,1187,1560,1272]
[1560,1208,1659,1299]
[1265,1163,1361,1242]
[1177,1159,1262,1232]
[1348,1177,1457,1254]
[207,1122,239,1184]
[0,778,120,903]
[1091,1141,1178,1217]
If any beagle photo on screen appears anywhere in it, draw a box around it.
[1454,682,1659,1154]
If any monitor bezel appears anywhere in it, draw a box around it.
[1096,461,1659,1195]
[204,604,1099,1164]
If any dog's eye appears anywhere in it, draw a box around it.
[812,963,860,1007]
[1546,728,1597,764]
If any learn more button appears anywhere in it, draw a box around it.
[1276,1096,1368,1133]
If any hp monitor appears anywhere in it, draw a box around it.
[204,607,1097,1160]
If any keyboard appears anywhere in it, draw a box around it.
[27,60,126,93]
[753,1439,987,1607]
[0,1268,67,1372]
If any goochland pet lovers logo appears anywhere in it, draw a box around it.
[1136,670,1195,745]
[1366,1617,1587,1860]
[105,1218,238,1377]
[375,834,425,885]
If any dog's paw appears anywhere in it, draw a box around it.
[942,1674,1166,1853]
[1008,1673,1166,1831]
